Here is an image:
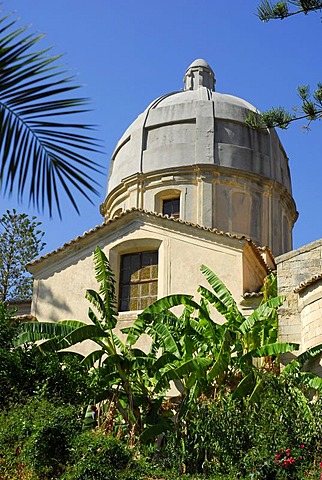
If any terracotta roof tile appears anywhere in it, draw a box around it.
[28,208,271,272]
[294,273,322,293]
[243,291,263,298]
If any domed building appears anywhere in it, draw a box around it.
[101,59,297,257]
[28,60,322,360]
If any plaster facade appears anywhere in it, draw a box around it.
[29,210,269,342]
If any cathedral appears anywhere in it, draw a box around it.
[28,59,322,363]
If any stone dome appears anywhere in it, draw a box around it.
[101,59,297,256]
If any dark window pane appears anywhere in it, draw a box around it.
[120,285,129,299]
[163,198,180,218]
[120,268,130,283]
[130,253,140,271]
[119,300,128,311]
[122,255,131,268]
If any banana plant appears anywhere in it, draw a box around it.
[129,266,299,409]
[17,247,173,440]
[16,249,312,441]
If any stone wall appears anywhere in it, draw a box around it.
[276,239,322,360]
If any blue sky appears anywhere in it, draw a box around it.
[3,0,322,255]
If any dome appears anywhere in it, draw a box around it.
[187,58,211,69]
[101,60,297,256]
[105,61,266,195]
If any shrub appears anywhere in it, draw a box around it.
[0,397,82,479]
[64,430,133,480]
[152,375,322,479]
[0,302,92,409]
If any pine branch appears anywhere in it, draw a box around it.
[246,83,322,130]
[257,0,322,21]
[246,109,322,130]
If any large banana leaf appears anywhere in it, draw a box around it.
[86,247,118,329]
[296,342,322,367]
[0,12,103,216]
[246,341,299,359]
[125,294,200,346]
[282,343,322,375]
[232,370,256,400]
[200,265,244,329]
[38,325,112,354]
[207,329,232,382]
[140,418,174,443]
[200,265,241,311]
[149,322,181,357]
[153,356,212,394]
[81,349,106,369]
[239,296,285,336]
[15,319,85,345]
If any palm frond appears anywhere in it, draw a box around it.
[0,12,104,216]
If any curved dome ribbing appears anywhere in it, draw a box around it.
[101,59,297,256]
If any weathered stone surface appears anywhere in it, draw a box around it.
[277,240,322,359]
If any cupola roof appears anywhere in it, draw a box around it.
[184,58,216,91]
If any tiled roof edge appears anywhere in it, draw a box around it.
[294,273,322,293]
[243,291,263,299]
[28,208,267,268]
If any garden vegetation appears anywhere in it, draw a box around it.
[2,248,322,479]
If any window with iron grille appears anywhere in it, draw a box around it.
[162,198,180,218]
[119,251,158,311]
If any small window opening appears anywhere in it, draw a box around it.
[162,198,180,218]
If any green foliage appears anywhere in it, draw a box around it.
[0,301,21,347]
[257,0,322,21]
[254,1,322,130]
[0,209,45,302]
[0,302,92,409]
[18,247,173,442]
[7,252,322,478]
[246,87,322,129]
[0,346,91,409]
[18,252,301,444]
[0,9,102,216]
[246,107,294,130]
[155,376,322,479]
[63,431,133,480]
[0,397,82,479]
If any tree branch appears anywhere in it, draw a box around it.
[257,0,322,21]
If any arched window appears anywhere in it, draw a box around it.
[119,250,158,311]
[155,189,181,219]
